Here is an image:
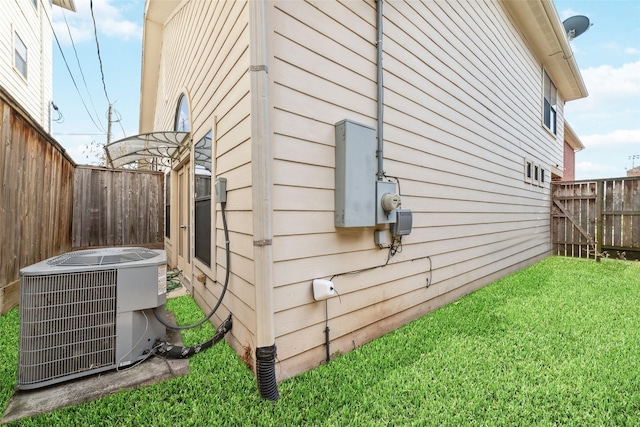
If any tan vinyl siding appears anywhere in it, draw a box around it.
[269,0,559,378]
[151,1,254,351]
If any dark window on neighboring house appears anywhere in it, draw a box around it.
[165,173,171,238]
[14,32,27,79]
[194,131,212,266]
[543,71,557,134]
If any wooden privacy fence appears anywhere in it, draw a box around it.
[0,88,76,314]
[73,166,165,248]
[1,88,165,315]
[552,177,640,260]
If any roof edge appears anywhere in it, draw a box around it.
[564,122,585,151]
[501,0,588,102]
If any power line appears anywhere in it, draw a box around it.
[62,9,106,133]
[51,24,106,133]
[112,108,127,138]
[42,0,105,133]
[90,0,112,106]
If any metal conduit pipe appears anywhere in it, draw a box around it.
[376,0,385,180]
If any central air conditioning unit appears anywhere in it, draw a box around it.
[17,247,168,390]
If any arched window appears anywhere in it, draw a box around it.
[174,94,190,132]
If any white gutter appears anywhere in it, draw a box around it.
[249,1,275,352]
[540,0,588,100]
[500,0,588,101]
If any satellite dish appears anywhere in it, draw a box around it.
[563,15,592,41]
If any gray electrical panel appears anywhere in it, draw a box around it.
[334,120,376,227]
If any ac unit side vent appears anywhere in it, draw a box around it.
[18,270,117,388]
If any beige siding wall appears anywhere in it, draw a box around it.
[269,0,563,379]
[151,1,254,353]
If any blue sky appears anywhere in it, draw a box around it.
[51,0,144,164]
[51,0,640,179]
[555,0,640,179]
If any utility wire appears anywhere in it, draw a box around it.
[51,24,106,133]
[112,108,127,138]
[90,0,112,106]
[62,9,106,133]
[43,0,104,132]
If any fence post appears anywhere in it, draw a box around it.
[595,180,604,262]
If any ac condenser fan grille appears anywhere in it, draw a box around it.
[48,248,159,266]
[18,270,117,388]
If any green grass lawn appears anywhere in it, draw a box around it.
[1,256,639,426]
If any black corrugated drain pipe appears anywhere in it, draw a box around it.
[256,344,279,400]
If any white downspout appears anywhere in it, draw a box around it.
[248,0,278,400]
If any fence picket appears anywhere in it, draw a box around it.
[552,178,640,260]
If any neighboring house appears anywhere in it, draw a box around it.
[136,0,587,396]
[628,166,640,177]
[559,122,584,181]
[0,0,76,315]
[0,0,75,133]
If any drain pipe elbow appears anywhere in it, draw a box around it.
[256,344,279,400]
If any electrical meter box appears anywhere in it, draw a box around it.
[376,180,399,224]
[334,120,376,227]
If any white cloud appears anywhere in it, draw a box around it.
[624,47,640,55]
[52,11,93,45]
[52,0,142,45]
[582,61,640,100]
[580,129,640,148]
[566,61,640,116]
[575,161,626,179]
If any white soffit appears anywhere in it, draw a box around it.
[501,0,588,101]
[52,0,76,12]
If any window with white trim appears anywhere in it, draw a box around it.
[194,130,213,266]
[524,159,533,184]
[14,32,27,79]
[524,158,547,187]
[543,71,557,134]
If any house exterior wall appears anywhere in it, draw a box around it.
[147,0,255,353]
[627,167,640,177]
[267,0,565,379]
[563,140,576,180]
[1,0,53,132]
[142,0,577,383]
